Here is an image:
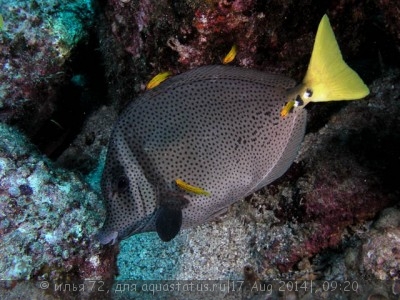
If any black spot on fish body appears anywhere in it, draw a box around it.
[98,65,307,243]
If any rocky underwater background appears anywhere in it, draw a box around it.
[0,0,399,299]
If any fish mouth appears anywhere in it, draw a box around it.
[122,211,158,238]
[96,228,118,245]
[96,213,156,245]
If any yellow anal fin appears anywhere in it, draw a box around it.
[222,45,237,64]
[302,14,369,103]
[175,179,211,196]
[280,100,295,117]
[146,71,172,90]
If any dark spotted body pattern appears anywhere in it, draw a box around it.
[98,65,307,244]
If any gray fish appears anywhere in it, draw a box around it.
[97,15,369,244]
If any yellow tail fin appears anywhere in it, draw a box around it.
[302,14,369,102]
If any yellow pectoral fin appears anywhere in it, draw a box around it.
[175,179,211,196]
[146,71,172,90]
[302,14,369,102]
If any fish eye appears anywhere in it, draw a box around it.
[116,175,129,193]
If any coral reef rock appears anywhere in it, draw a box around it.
[0,0,94,135]
[0,123,116,299]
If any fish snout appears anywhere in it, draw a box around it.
[95,227,118,245]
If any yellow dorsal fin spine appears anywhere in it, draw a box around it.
[175,179,211,196]
[280,100,295,117]
[146,71,172,90]
[302,14,369,103]
[222,45,237,64]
